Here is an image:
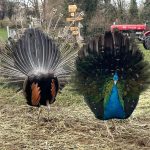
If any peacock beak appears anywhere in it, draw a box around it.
[113,72,119,84]
[114,80,118,85]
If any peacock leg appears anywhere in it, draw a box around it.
[111,120,119,135]
[37,106,42,122]
[46,100,50,121]
[111,120,117,131]
[104,121,114,141]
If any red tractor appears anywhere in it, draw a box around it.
[111,24,150,50]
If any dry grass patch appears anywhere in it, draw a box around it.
[0,85,150,150]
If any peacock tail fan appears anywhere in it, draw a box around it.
[74,31,150,120]
[0,28,78,105]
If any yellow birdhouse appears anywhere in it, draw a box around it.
[68,5,77,13]
[72,31,79,35]
[70,27,79,31]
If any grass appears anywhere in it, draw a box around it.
[0,28,7,41]
[0,44,150,149]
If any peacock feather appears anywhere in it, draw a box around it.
[74,31,150,120]
[0,28,79,109]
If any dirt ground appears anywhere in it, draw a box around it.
[0,86,150,150]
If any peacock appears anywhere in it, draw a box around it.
[0,28,78,120]
[74,31,150,120]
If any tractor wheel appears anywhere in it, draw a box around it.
[143,36,150,50]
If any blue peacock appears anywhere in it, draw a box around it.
[74,31,150,120]
[103,72,125,120]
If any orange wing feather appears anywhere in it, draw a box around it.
[31,83,41,106]
[51,79,56,98]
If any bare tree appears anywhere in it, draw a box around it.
[112,0,128,23]
[27,0,40,17]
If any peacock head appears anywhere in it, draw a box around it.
[113,72,118,85]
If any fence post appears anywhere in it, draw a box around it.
[7,26,10,38]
